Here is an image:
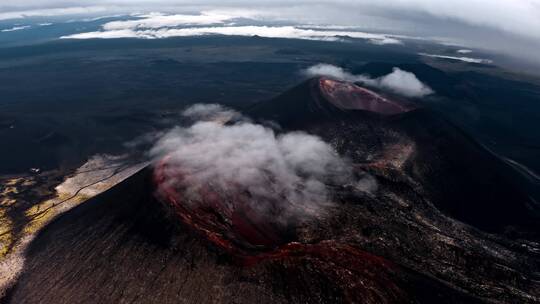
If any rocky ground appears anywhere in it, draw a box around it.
[2,78,539,303]
[0,154,147,295]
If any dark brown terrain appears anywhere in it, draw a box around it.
[4,78,539,304]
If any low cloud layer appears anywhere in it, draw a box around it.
[304,63,433,98]
[0,6,108,21]
[1,26,31,33]
[62,26,402,44]
[60,12,402,44]
[102,12,233,30]
[2,1,540,63]
[151,104,365,224]
[2,1,539,42]
[419,53,493,64]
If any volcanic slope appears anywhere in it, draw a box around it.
[4,78,540,304]
[249,77,539,234]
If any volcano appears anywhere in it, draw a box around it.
[4,78,539,304]
[250,77,539,234]
[247,77,416,128]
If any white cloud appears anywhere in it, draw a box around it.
[304,63,433,98]
[61,15,403,45]
[151,104,367,225]
[377,68,434,97]
[102,12,235,30]
[66,14,126,23]
[304,64,358,82]
[62,29,139,39]
[386,0,540,41]
[181,103,244,122]
[0,6,109,21]
[457,49,473,54]
[419,53,493,64]
[1,26,31,32]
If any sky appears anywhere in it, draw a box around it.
[1,0,540,63]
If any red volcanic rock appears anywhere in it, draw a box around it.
[153,157,294,256]
[319,78,415,115]
[247,77,419,130]
[154,158,412,303]
[251,241,410,304]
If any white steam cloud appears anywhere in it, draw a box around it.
[304,63,433,98]
[150,104,366,223]
[181,103,244,122]
[0,6,109,21]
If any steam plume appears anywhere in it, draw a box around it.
[150,104,360,223]
[304,63,434,98]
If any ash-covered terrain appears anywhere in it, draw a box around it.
[3,77,539,304]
